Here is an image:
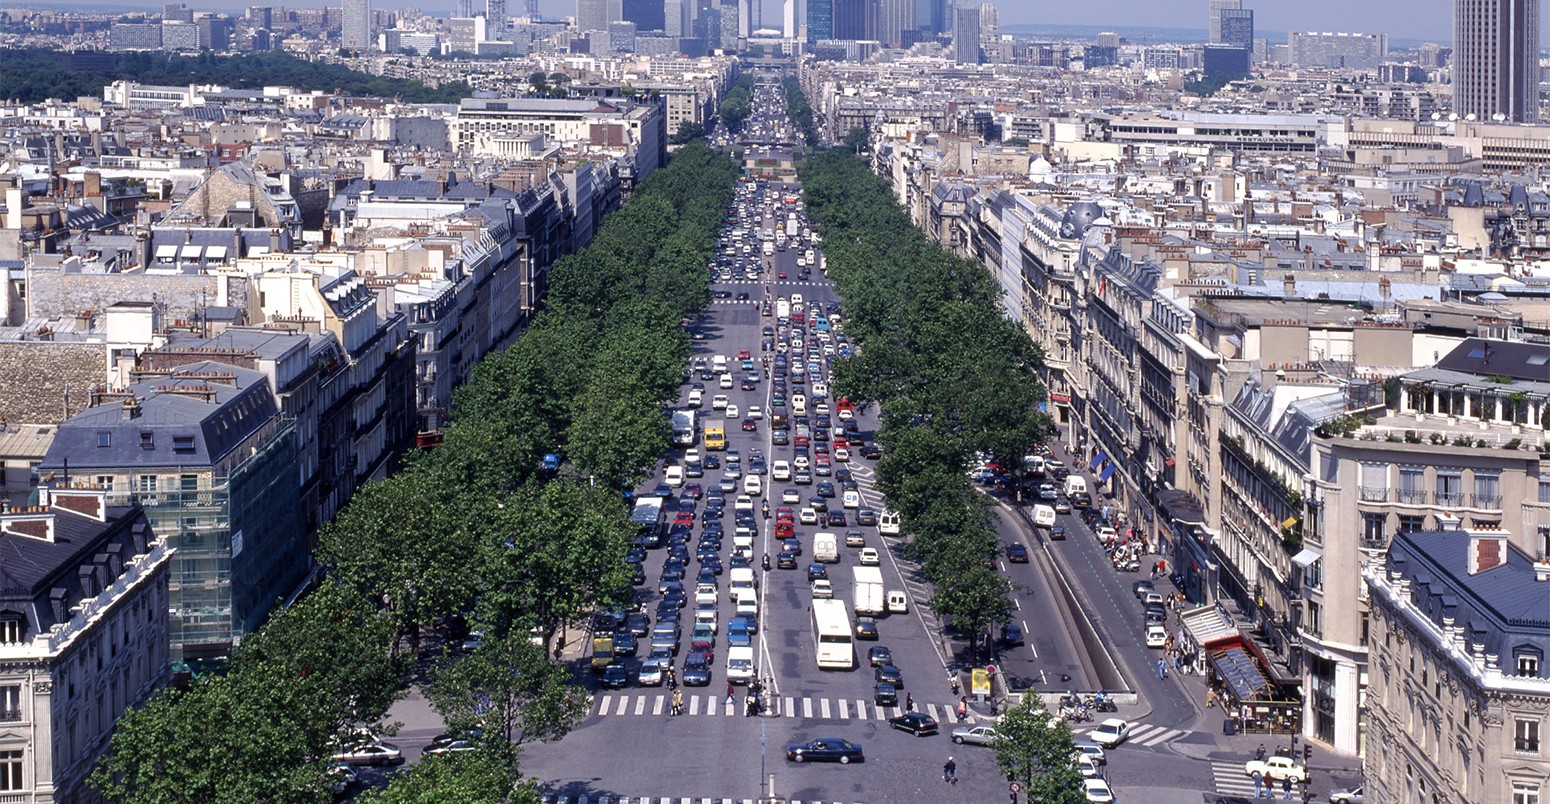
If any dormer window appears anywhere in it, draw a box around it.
[0,614,25,644]
[1516,646,1543,678]
[140,431,154,449]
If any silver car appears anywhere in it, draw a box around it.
[638,660,665,686]
[951,725,997,746]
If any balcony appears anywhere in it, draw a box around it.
[1472,494,1502,510]
[1396,489,1427,505]
[0,709,20,722]
[1359,486,1389,503]
[1435,491,1464,507]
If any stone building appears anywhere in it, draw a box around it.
[1364,525,1550,804]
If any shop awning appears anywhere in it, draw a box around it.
[1211,646,1271,701]
[1099,463,1117,483]
[1180,604,1240,649]
[1291,548,1321,568]
[1090,452,1107,470]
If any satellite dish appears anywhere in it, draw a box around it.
[1492,112,1506,121]
[1448,113,1459,121]
[1431,112,1441,121]
[1465,112,1477,121]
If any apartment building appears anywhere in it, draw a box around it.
[0,492,171,804]
[1306,338,1550,756]
[449,97,665,184]
[1364,526,1550,804]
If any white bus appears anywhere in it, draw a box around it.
[810,598,854,670]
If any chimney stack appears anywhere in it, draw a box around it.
[1467,527,1509,575]
[1283,274,1296,297]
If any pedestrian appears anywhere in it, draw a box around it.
[1150,563,1159,581]
[1256,743,1267,761]
[1204,687,1216,710]
[726,681,735,707]
[1282,776,1293,800]
[956,699,967,723]
[1157,657,1167,680]
[671,688,684,716]
[905,693,914,712]
[1252,770,1264,799]
[943,756,957,784]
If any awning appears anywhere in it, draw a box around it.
[1090,452,1108,470]
[204,245,228,260]
[1180,604,1240,650]
[1099,463,1117,483]
[1291,548,1321,568]
[180,245,203,260]
[154,244,177,259]
[1210,646,1271,701]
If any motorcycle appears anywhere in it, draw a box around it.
[1115,557,1141,573]
[1085,693,1118,713]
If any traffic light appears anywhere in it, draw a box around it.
[1303,744,1312,763]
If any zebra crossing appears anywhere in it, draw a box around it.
[1209,759,1260,797]
[542,798,862,804]
[589,692,982,724]
[1070,721,1188,750]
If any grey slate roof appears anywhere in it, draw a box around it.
[1434,337,1550,384]
[1387,529,1550,662]
[0,504,156,637]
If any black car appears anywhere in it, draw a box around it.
[873,682,898,706]
[783,537,803,555]
[807,563,829,582]
[614,632,639,656]
[874,664,903,687]
[854,618,879,640]
[868,645,893,667]
[1007,543,1030,563]
[1000,623,1025,646]
[888,712,939,736]
[1050,524,1067,541]
[600,663,630,689]
[1132,580,1156,599]
[625,612,650,636]
[828,511,847,527]
[786,738,864,764]
[1072,492,1093,509]
[1144,603,1167,623]
[682,651,712,686]
[777,550,799,569]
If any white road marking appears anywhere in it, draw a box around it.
[820,698,831,719]
[634,696,647,715]
[802,697,814,718]
[854,699,868,720]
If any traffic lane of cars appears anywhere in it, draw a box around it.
[987,509,1094,691]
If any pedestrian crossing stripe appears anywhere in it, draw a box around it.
[1209,759,1260,797]
[589,693,982,724]
[1068,722,1187,749]
[542,798,864,804]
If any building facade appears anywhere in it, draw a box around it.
[341,0,372,51]
[1454,0,1539,122]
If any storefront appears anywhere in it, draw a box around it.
[1182,605,1302,735]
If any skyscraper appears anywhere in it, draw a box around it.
[783,0,802,39]
[486,0,507,37]
[806,0,832,42]
[1455,0,1539,122]
[1207,0,1241,43]
[876,0,912,46]
[829,0,871,40]
[952,3,978,63]
[341,0,371,50]
[622,0,665,31]
[576,0,620,32]
[1219,7,1252,48]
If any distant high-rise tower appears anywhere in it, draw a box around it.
[783,0,802,39]
[1218,7,1252,48]
[952,3,978,63]
[806,0,831,41]
[829,0,871,40]
[341,0,371,50]
[876,0,912,46]
[486,0,507,36]
[576,0,620,31]
[1455,0,1539,122]
[1208,0,1241,43]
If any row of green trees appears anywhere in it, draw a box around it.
[0,48,470,105]
[718,74,755,132]
[90,143,739,804]
[780,77,819,147]
[797,149,1050,661]
[798,147,1080,803]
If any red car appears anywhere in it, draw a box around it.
[741,418,758,432]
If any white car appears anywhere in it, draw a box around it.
[772,460,792,481]
[782,488,801,504]
[748,405,763,419]
[811,579,833,599]
[799,508,818,525]
[712,394,729,410]
[688,389,703,407]
[665,465,685,487]
[726,404,740,419]
[719,374,734,389]
[858,548,880,566]
[1089,718,1131,748]
[1145,624,1167,648]
[1082,778,1115,803]
[637,660,665,686]
[331,741,404,767]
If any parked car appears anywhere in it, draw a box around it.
[331,741,405,767]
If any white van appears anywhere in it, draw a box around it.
[734,590,758,620]
[712,355,728,374]
[744,475,762,496]
[773,460,792,481]
[727,645,756,684]
[886,589,908,613]
[842,489,861,509]
[792,394,807,415]
[1064,475,1087,498]
[665,465,685,487]
[729,567,756,597]
[879,509,901,535]
[1033,504,1056,528]
[813,531,839,563]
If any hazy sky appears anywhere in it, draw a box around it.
[983,0,1458,42]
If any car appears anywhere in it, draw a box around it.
[854,618,879,640]
[874,664,903,686]
[856,508,878,526]
[845,530,867,548]
[868,645,893,667]
[888,712,939,736]
[811,579,834,598]
[614,631,639,656]
[1145,624,1168,648]
[1007,543,1030,563]
[712,394,729,410]
[1073,742,1107,765]
[1328,784,1365,804]
[785,738,864,764]
[638,660,665,686]
[326,762,359,794]
[726,404,740,419]
[952,725,998,746]
[599,663,630,689]
[781,487,801,503]
[1244,755,1308,783]
[777,550,798,569]
[1089,718,1131,748]
[873,682,898,706]
[783,536,803,555]
[331,741,405,767]
[799,508,818,525]
[807,563,828,582]
[858,547,880,566]
[1082,778,1116,803]
[742,418,758,432]
[1000,623,1025,646]
[1144,603,1167,624]
[1054,498,1073,514]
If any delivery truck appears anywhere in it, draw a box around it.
[852,566,885,616]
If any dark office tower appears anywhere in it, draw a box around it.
[1219,7,1252,48]
[952,3,978,63]
[830,0,870,40]
[198,16,230,49]
[1207,0,1240,43]
[1455,0,1539,122]
[622,0,665,30]
[807,0,832,42]
[247,5,272,29]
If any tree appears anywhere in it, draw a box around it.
[843,125,870,153]
[355,750,542,804]
[425,631,591,749]
[670,121,706,144]
[565,385,670,490]
[990,696,1085,804]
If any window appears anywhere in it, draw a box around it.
[1514,781,1542,804]
[0,685,18,722]
[1516,718,1541,753]
[95,476,114,492]
[0,750,18,791]
[139,431,153,449]
[1362,513,1388,549]
[136,475,157,494]
[97,431,111,448]
[1360,463,1388,501]
[179,475,198,492]
[1517,649,1543,679]
[1399,468,1426,504]
[1473,471,1501,509]
[1398,515,1426,535]
[0,617,22,644]
[1436,471,1463,506]
[173,435,195,453]
[1539,481,1550,505]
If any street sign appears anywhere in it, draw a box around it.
[1010,782,1022,793]
[971,668,991,697]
